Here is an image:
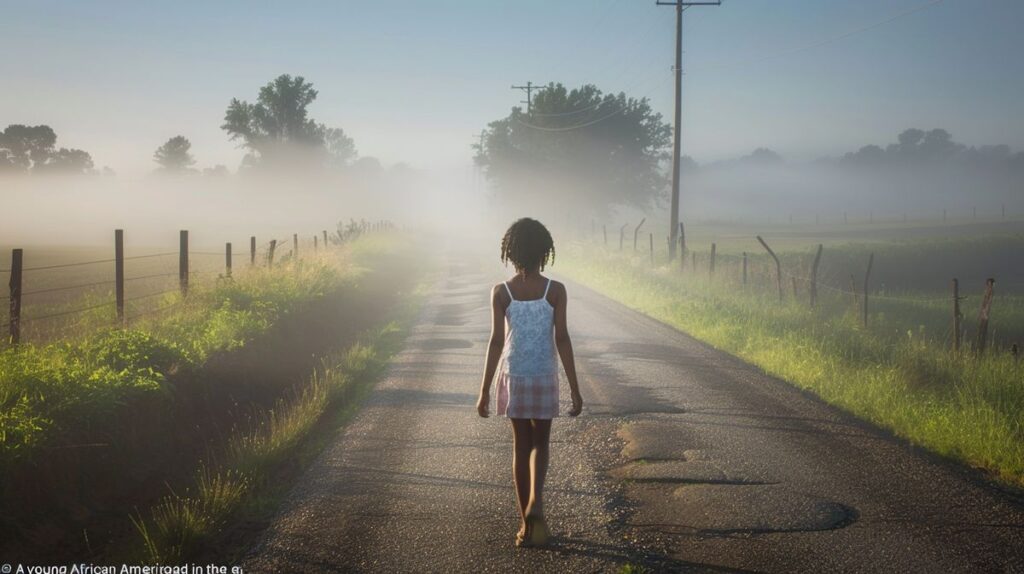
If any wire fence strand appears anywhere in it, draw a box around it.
[22,280,116,297]
[28,300,115,322]
[23,258,116,272]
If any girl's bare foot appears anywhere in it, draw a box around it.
[515,523,529,547]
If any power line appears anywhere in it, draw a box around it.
[514,106,627,132]
[511,74,672,132]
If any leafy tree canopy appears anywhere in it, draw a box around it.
[153,135,196,173]
[474,83,672,214]
[35,148,94,174]
[222,74,357,170]
[0,124,93,175]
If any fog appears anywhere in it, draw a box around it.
[0,165,490,249]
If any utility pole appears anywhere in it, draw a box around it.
[511,81,545,114]
[657,0,721,260]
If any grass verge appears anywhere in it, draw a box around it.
[128,294,422,564]
[559,243,1024,487]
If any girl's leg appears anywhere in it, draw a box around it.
[510,418,534,534]
[527,418,552,517]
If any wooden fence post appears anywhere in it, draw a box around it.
[619,223,627,250]
[314,235,318,252]
[649,233,654,265]
[268,240,277,268]
[709,243,716,277]
[179,230,189,297]
[293,233,299,260]
[756,236,783,303]
[862,253,874,328]
[810,244,822,308]
[633,218,646,251]
[952,278,962,353]
[742,252,748,285]
[323,230,328,247]
[115,229,125,324]
[977,278,995,354]
[849,274,859,312]
[250,236,256,266]
[679,222,686,271]
[225,242,232,278]
[9,249,23,344]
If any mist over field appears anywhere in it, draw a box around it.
[0,168,492,250]
[5,1,1024,570]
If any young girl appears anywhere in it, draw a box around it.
[476,217,584,548]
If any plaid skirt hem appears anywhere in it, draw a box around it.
[496,371,559,419]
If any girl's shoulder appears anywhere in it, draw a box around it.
[543,278,566,306]
[491,281,513,304]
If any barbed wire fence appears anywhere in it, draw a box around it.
[584,224,1018,358]
[2,218,396,345]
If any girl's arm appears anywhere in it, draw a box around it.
[477,284,507,418]
[553,281,583,416]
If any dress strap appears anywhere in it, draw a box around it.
[542,278,552,299]
[503,282,515,301]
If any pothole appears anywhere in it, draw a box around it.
[625,482,857,536]
[617,421,702,461]
[610,460,769,486]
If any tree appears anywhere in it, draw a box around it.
[222,74,332,168]
[35,148,94,174]
[474,83,671,214]
[0,125,57,171]
[323,127,357,167]
[0,124,96,175]
[742,148,784,165]
[153,135,196,173]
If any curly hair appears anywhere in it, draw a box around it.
[500,218,555,272]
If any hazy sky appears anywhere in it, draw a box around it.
[2,0,1022,176]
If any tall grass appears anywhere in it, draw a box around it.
[559,243,1024,486]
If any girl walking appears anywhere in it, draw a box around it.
[476,217,584,548]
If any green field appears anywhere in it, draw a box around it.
[559,230,1024,486]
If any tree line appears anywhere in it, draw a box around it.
[1,74,358,177]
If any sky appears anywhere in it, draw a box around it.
[2,0,1022,177]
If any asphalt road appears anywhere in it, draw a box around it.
[242,250,1024,573]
